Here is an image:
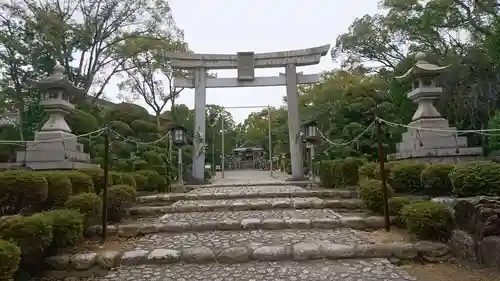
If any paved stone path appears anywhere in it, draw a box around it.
[95,170,419,280]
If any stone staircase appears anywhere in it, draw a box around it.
[44,183,451,280]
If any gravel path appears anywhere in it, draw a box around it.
[158,209,341,223]
[90,171,420,281]
[130,228,368,251]
[97,259,417,281]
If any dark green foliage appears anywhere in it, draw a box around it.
[400,201,453,241]
[389,162,427,193]
[449,161,500,197]
[420,164,455,197]
[358,179,394,214]
[40,172,73,208]
[42,209,84,251]
[0,239,21,281]
[0,171,48,214]
[61,171,94,194]
[64,193,102,225]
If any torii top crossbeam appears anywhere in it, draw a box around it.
[164,44,330,69]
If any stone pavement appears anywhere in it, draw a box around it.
[83,171,420,281]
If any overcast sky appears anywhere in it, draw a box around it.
[112,0,380,123]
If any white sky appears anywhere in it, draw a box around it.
[106,0,380,123]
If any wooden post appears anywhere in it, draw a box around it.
[101,127,110,243]
[376,117,391,232]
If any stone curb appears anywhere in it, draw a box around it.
[182,181,309,188]
[127,199,365,215]
[136,190,359,204]
[86,216,393,238]
[43,241,452,274]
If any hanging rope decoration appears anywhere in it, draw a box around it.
[415,129,424,147]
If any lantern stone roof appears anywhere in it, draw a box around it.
[395,52,450,80]
[28,61,85,96]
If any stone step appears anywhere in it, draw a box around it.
[50,259,418,280]
[127,198,365,216]
[86,215,393,238]
[137,189,358,205]
[43,240,450,277]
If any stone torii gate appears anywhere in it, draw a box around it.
[166,44,330,182]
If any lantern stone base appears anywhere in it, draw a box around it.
[388,117,483,164]
[14,130,98,170]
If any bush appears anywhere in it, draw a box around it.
[103,185,136,222]
[135,170,161,192]
[373,162,397,181]
[0,239,21,281]
[133,173,149,191]
[109,171,123,185]
[0,215,22,234]
[400,201,453,241]
[40,172,72,208]
[0,214,53,263]
[42,209,84,252]
[77,168,111,194]
[121,173,137,189]
[61,171,94,194]
[358,179,394,214]
[359,162,378,179]
[66,109,100,135]
[449,161,500,197]
[389,163,427,193]
[143,150,163,165]
[204,168,212,180]
[420,164,455,197]
[317,160,342,188]
[64,193,102,226]
[388,196,415,216]
[109,120,134,136]
[0,171,48,214]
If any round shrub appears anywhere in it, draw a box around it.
[400,201,453,241]
[339,157,364,186]
[0,239,21,281]
[358,179,394,214]
[389,163,427,194]
[40,172,73,208]
[43,209,84,251]
[359,162,378,179]
[0,171,48,214]
[109,120,134,136]
[66,109,99,135]
[61,171,94,194]
[317,160,341,188]
[103,185,136,222]
[109,171,123,185]
[420,164,455,197]
[0,215,22,235]
[1,214,53,263]
[388,196,415,216]
[77,168,111,194]
[133,173,149,191]
[204,168,212,180]
[106,103,151,125]
[449,161,500,197]
[64,193,102,225]
[373,162,397,181]
[121,173,137,189]
[135,170,161,192]
[143,150,163,165]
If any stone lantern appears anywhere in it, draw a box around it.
[388,53,482,164]
[15,62,98,170]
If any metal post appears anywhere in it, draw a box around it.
[101,127,110,244]
[310,145,315,184]
[376,117,391,232]
[268,107,273,177]
[212,130,216,176]
[178,147,183,185]
[169,137,173,164]
[221,116,225,179]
